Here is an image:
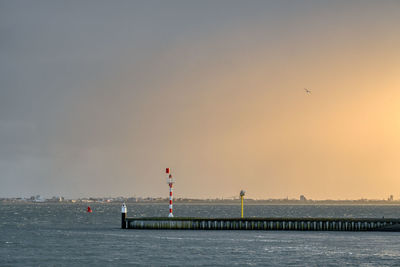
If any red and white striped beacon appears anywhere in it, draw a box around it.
[166,168,174,217]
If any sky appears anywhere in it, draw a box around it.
[1,0,400,199]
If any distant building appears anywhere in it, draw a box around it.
[300,195,307,202]
[388,195,394,201]
[48,196,64,202]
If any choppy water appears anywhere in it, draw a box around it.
[1,203,400,266]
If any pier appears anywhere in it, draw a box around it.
[124,217,400,231]
[121,169,400,232]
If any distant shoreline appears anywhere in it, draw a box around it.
[2,198,400,205]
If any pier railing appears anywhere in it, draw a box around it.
[124,217,400,231]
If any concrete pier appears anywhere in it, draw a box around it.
[124,217,400,231]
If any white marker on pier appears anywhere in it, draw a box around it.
[121,203,127,229]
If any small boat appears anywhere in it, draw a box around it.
[87,206,93,213]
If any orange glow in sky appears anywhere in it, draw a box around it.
[1,1,400,199]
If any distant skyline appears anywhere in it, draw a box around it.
[1,1,400,199]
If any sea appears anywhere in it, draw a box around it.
[1,203,400,266]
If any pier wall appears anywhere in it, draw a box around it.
[125,217,400,231]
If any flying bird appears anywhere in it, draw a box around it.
[304,88,311,94]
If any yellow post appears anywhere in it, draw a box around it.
[241,195,244,218]
[240,190,245,218]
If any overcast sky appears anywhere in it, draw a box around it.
[1,0,400,199]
